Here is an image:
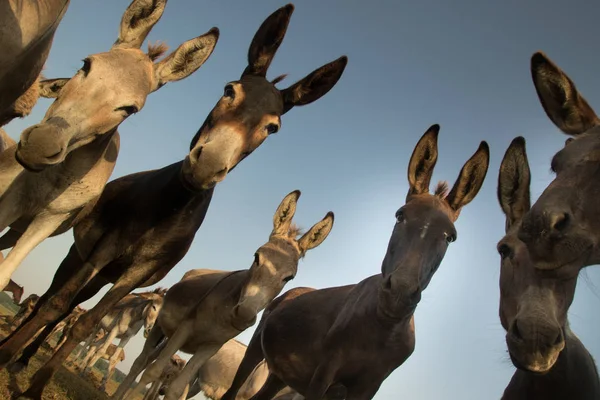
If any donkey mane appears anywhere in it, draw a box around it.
[147,41,169,62]
[434,181,449,199]
[288,223,303,239]
[271,74,287,85]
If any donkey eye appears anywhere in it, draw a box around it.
[116,105,139,116]
[224,84,235,99]
[395,210,405,224]
[80,58,91,76]
[282,275,294,283]
[445,232,456,244]
[266,123,279,135]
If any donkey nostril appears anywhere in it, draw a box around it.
[550,212,570,233]
[190,146,203,163]
[552,329,563,346]
[383,276,392,290]
[511,321,523,341]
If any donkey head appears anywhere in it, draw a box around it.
[497,137,577,373]
[181,4,348,190]
[232,190,334,329]
[518,52,600,272]
[379,125,489,317]
[142,293,164,338]
[16,0,219,171]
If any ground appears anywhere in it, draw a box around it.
[0,292,146,400]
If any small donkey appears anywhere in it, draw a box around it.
[222,125,489,400]
[116,190,334,400]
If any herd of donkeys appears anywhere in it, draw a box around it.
[0,1,599,399]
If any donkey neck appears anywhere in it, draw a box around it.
[57,129,120,177]
[371,275,417,326]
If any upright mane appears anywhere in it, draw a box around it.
[434,181,449,199]
[147,41,169,61]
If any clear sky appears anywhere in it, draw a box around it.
[4,1,600,399]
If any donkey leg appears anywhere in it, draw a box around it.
[0,213,67,289]
[248,373,288,400]
[76,331,99,370]
[84,325,119,374]
[4,268,108,371]
[222,327,267,400]
[99,336,129,393]
[22,261,162,399]
[129,322,193,399]
[0,245,116,388]
[304,358,341,400]
[0,244,83,348]
[163,343,221,400]
[113,324,165,400]
[0,228,22,251]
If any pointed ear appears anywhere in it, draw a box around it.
[407,124,440,197]
[298,212,334,254]
[152,28,219,92]
[272,190,301,236]
[39,78,69,98]
[242,4,294,78]
[531,51,599,136]
[279,56,348,115]
[446,141,490,214]
[497,137,531,233]
[113,0,167,49]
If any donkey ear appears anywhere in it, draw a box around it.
[242,4,294,78]
[446,141,490,215]
[298,212,334,254]
[272,190,301,236]
[531,52,599,136]
[152,28,220,92]
[39,78,69,98]
[113,0,167,49]
[498,137,531,233]
[407,124,440,197]
[280,56,348,115]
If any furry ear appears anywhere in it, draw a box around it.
[407,125,440,197]
[152,28,219,91]
[242,4,294,78]
[39,78,69,98]
[272,190,301,237]
[280,56,348,114]
[497,137,531,232]
[297,212,335,255]
[113,0,167,49]
[531,51,599,136]
[446,141,490,215]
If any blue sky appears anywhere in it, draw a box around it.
[4,1,600,399]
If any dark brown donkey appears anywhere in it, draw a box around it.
[0,4,347,399]
[496,136,600,399]
[221,124,489,400]
[518,52,600,274]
